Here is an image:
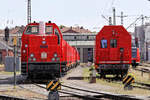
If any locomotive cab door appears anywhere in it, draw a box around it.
[109,39,118,61]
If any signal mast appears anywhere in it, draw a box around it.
[27,0,31,24]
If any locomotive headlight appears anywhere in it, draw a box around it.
[42,41,46,44]
[33,58,36,61]
[25,44,28,48]
[23,50,26,53]
[54,53,57,57]
[52,58,55,61]
[30,54,34,57]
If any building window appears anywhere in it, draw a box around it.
[101,39,107,48]
[110,39,117,48]
[88,48,93,62]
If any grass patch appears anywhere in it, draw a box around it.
[131,68,150,84]
[83,67,90,81]
[82,67,150,96]
[0,65,4,68]
[0,71,20,75]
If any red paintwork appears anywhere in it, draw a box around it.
[136,48,140,63]
[95,25,131,65]
[132,48,140,64]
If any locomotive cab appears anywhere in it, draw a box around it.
[21,22,63,79]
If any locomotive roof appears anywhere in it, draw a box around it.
[97,25,130,36]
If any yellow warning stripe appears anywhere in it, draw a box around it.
[126,77,133,84]
[57,86,61,90]
[132,79,135,83]
[123,76,128,82]
[46,81,53,89]
[51,82,59,90]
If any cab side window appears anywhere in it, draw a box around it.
[101,39,107,48]
[46,26,53,34]
[54,29,60,44]
[110,39,117,48]
[25,26,31,34]
[25,26,39,34]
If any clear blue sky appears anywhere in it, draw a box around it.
[0,0,150,32]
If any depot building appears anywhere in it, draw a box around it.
[63,33,96,63]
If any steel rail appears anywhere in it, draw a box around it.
[61,84,141,100]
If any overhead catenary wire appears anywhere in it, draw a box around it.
[126,15,143,30]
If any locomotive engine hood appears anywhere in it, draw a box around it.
[26,35,61,62]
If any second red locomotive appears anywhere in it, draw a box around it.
[21,21,80,79]
[95,25,131,78]
[131,47,140,67]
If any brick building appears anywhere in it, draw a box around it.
[0,41,13,64]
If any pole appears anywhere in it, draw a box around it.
[121,12,123,25]
[27,0,31,24]
[14,45,16,89]
[141,14,144,26]
[13,36,17,89]
[116,11,128,25]
[113,8,116,25]
[109,17,112,25]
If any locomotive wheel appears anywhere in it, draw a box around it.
[115,74,119,78]
[121,74,125,79]
[100,73,106,78]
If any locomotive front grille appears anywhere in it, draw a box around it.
[28,62,60,74]
[29,64,59,70]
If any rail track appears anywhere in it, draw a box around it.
[0,95,26,100]
[17,80,145,100]
[102,76,150,91]
[134,67,150,74]
[60,84,143,100]
[133,82,150,90]
[0,78,148,99]
[30,83,143,100]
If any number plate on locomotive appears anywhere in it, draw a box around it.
[41,52,47,59]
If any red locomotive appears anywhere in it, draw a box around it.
[21,21,80,79]
[131,47,140,67]
[95,25,131,78]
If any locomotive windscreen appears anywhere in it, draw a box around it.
[46,26,53,34]
[25,26,39,34]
